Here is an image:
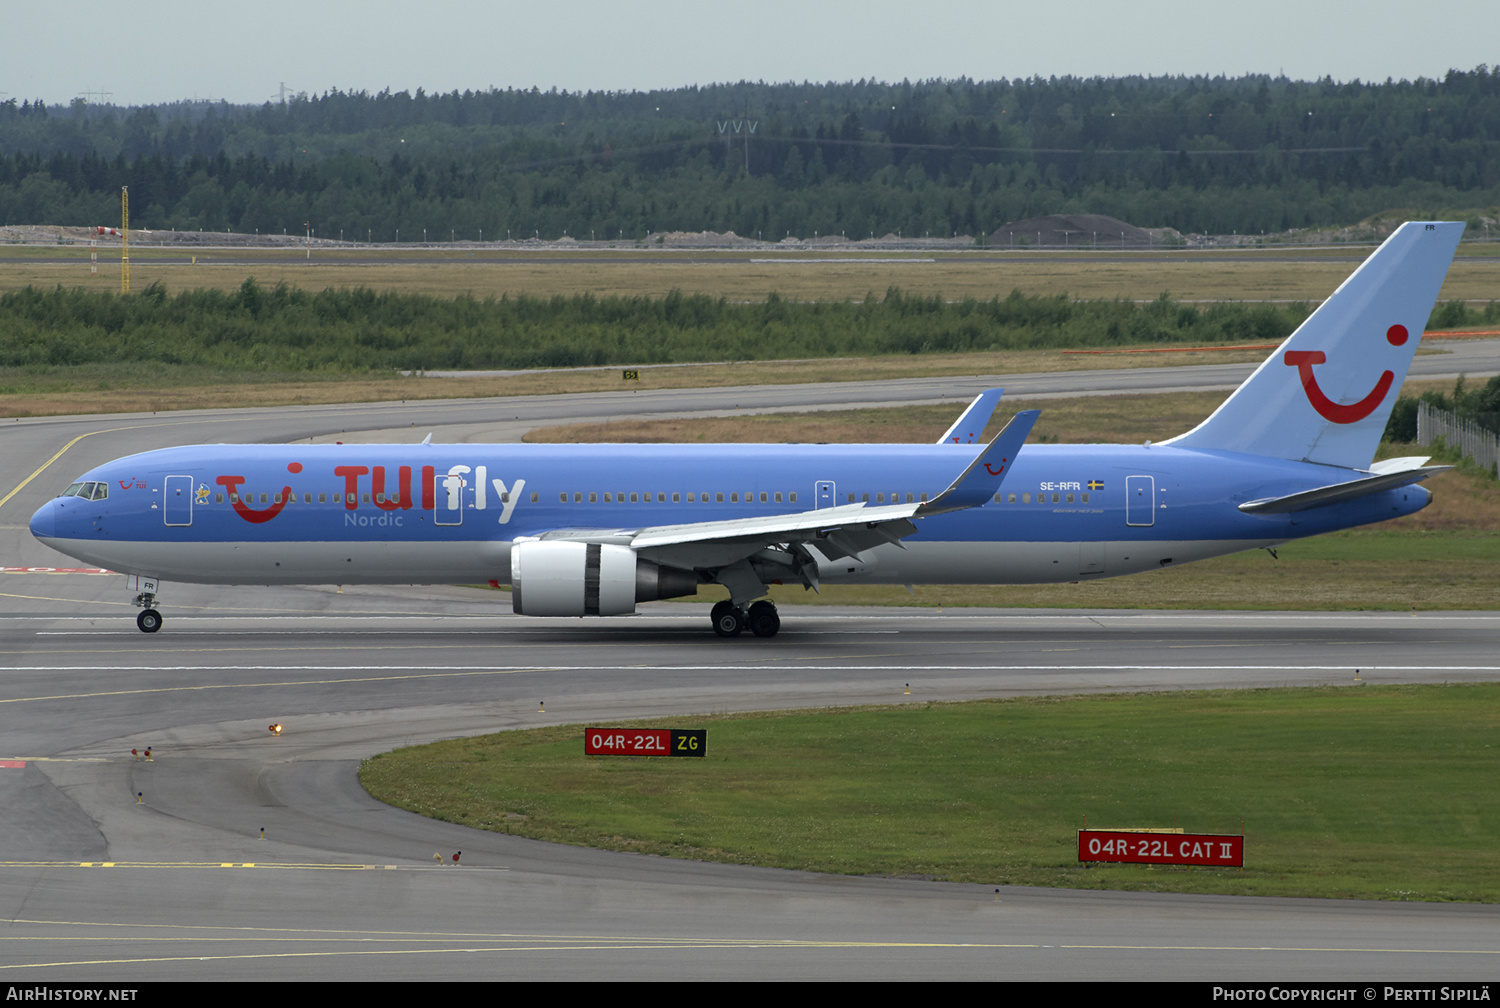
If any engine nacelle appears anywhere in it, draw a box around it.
[510,540,698,616]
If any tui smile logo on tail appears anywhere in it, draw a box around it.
[1282,324,1408,424]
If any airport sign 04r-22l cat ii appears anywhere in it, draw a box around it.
[30,222,1464,638]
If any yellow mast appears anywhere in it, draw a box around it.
[121,186,129,294]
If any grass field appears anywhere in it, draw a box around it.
[2,244,1497,303]
[358,683,1500,901]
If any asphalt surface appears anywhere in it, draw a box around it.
[1,361,1498,981]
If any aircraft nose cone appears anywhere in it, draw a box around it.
[29,500,56,540]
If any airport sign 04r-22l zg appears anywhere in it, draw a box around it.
[584,728,706,757]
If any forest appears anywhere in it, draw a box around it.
[2,70,1499,240]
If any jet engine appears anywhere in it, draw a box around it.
[509,540,698,616]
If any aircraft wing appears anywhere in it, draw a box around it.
[531,410,1039,572]
[629,500,920,550]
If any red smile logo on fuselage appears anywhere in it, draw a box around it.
[1283,324,1407,424]
[216,462,302,524]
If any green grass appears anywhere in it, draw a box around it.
[360,684,1500,901]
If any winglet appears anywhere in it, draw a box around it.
[919,409,1039,516]
[936,388,1004,444]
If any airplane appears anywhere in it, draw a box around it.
[30,221,1464,638]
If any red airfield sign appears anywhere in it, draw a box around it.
[584,728,705,758]
[1078,829,1243,867]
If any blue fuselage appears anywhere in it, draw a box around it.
[29,441,1430,587]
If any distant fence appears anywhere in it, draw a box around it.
[1417,401,1500,475]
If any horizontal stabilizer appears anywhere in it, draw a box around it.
[1238,465,1450,514]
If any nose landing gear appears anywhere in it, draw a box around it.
[132,588,162,633]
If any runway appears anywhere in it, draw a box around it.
[2,363,1498,981]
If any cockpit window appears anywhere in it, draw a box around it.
[59,481,108,500]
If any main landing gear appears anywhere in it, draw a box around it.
[710,599,780,639]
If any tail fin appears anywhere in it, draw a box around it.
[1165,221,1464,469]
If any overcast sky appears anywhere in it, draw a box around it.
[7,0,1496,107]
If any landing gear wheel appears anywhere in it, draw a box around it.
[747,600,780,638]
[136,608,162,634]
[711,600,745,638]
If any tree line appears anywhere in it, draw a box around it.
[2,70,1499,240]
[1388,374,1500,442]
[5,281,1498,380]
